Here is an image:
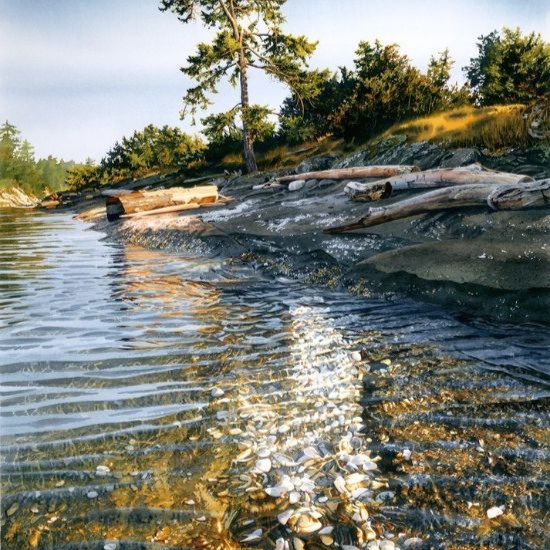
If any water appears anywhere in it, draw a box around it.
[1,209,548,550]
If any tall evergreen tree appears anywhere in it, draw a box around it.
[159,0,317,173]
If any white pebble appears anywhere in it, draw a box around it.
[351,351,362,362]
[104,544,117,550]
[86,490,99,499]
[255,458,272,473]
[487,505,505,519]
[211,388,224,398]
[278,509,294,525]
[289,491,301,504]
[403,538,423,548]
[288,180,305,191]
[241,528,263,542]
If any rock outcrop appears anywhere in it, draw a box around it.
[81,138,550,324]
[0,187,39,208]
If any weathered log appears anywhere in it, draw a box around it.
[276,165,420,183]
[326,179,550,233]
[120,203,201,218]
[345,165,533,202]
[40,200,61,209]
[106,185,218,221]
[119,195,234,219]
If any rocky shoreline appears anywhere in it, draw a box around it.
[0,187,39,208]
[73,137,549,325]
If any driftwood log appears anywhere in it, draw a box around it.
[106,185,218,221]
[345,165,533,202]
[326,179,550,233]
[276,165,420,183]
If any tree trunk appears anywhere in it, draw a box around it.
[239,62,258,174]
[105,185,218,221]
[326,179,550,233]
[345,165,533,202]
[276,165,420,183]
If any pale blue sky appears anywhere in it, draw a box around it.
[1,0,548,162]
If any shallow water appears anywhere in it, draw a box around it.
[1,209,548,550]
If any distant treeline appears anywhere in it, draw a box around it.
[0,121,85,197]
[4,27,548,194]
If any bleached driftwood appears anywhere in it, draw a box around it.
[326,179,550,233]
[106,185,218,221]
[120,203,201,218]
[276,165,420,183]
[345,165,533,202]
[119,195,234,219]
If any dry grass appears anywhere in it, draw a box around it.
[382,104,543,151]
[223,103,548,173]
[256,138,350,171]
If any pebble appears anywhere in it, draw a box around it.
[288,180,306,192]
[6,503,18,517]
[379,541,396,550]
[96,465,111,475]
[211,388,224,398]
[241,528,263,542]
[487,505,505,519]
[278,509,293,526]
[86,491,99,499]
[351,351,362,362]
[255,458,272,473]
[196,516,206,522]
[403,538,423,548]
[104,544,117,550]
[289,491,301,504]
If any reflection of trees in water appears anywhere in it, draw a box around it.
[0,210,50,284]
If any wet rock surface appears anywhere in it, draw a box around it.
[91,139,550,324]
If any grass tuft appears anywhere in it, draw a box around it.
[382,104,546,151]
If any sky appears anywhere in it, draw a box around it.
[1,0,548,162]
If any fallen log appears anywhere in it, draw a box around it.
[326,179,550,233]
[120,203,201,218]
[345,165,533,202]
[40,200,61,209]
[106,185,218,221]
[119,195,234,219]
[276,165,420,183]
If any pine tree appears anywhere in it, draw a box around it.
[159,0,317,173]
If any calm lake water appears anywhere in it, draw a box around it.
[1,209,548,550]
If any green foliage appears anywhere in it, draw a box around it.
[201,105,276,163]
[65,160,102,191]
[278,41,469,144]
[464,27,550,105]
[160,0,317,172]
[100,124,205,182]
[0,121,76,197]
